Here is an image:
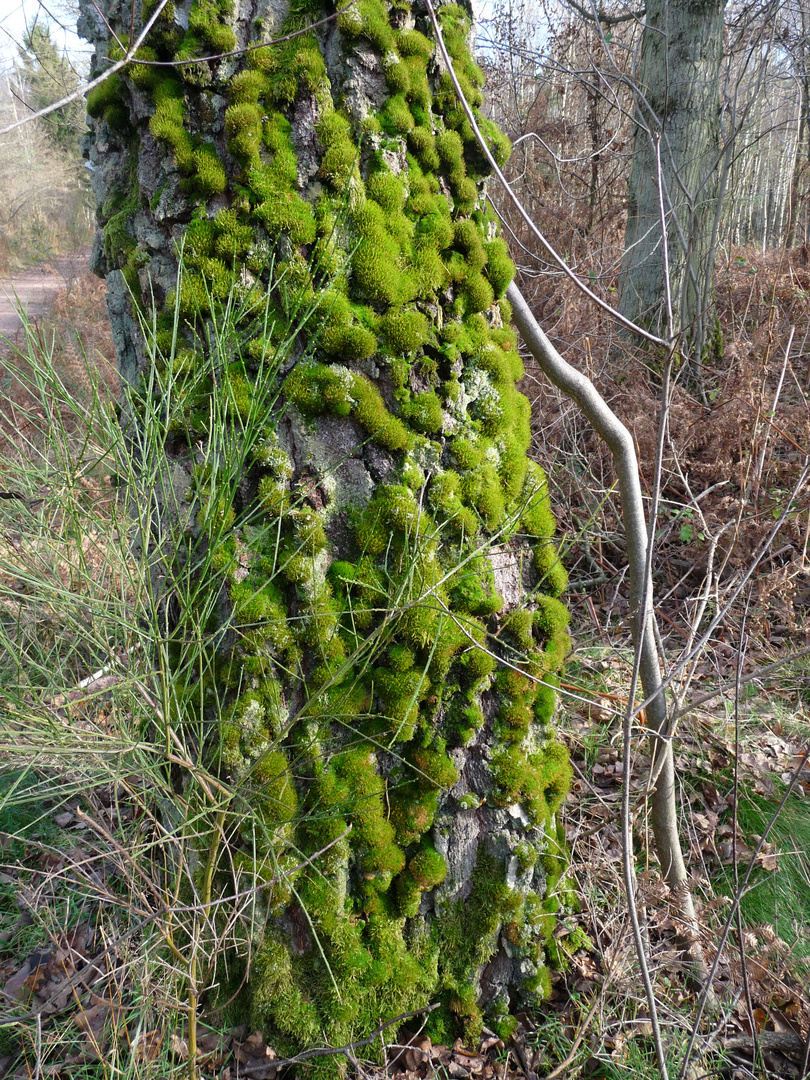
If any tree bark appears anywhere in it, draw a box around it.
[78,0,573,1057]
[619,0,724,364]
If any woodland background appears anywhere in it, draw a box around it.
[1,1,810,1077]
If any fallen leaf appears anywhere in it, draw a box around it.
[170,1033,189,1060]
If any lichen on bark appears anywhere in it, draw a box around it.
[79,0,574,1058]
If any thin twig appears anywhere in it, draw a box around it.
[732,610,757,1055]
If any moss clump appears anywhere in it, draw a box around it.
[409,843,447,888]
[534,542,568,597]
[380,309,430,354]
[352,200,415,305]
[186,0,237,53]
[352,376,413,451]
[367,170,406,213]
[380,94,415,135]
[484,238,515,297]
[284,362,355,417]
[86,72,128,129]
[192,144,228,196]
[149,78,194,171]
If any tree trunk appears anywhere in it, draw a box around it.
[619,0,724,365]
[78,0,573,1057]
[786,75,810,248]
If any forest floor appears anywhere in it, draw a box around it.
[0,258,809,1079]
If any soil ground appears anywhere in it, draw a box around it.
[0,247,92,349]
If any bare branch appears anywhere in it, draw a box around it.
[0,0,358,136]
[423,0,670,348]
[563,0,646,26]
[0,0,172,136]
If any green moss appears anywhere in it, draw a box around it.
[252,30,327,105]
[385,59,411,96]
[397,29,434,61]
[230,68,267,103]
[366,170,406,213]
[149,79,194,171]
[192,144,228,196]
[86,72,127,129]
[406,127,438,171]
[102,186,140,265]
[462,272,494,314]
[339,0,395,52]
[251,934,322,1044]
[409,740,458,789]
[433,849,524,1040]
[400,391,442,434]
[317,113,359,189]
[351,376,413,451]
[484,238,515,297]
[502,609,534,651]
[533,679,558,726]
[285,362,355,417]
[253,749,298,822]
[467,463,505,529]
[525,742,573,822]
[322,309,378,359]
[533,595,571,639]
[390,786,438,846]
[380,309,430,354]
[128,46,161,90]
[255,193,317,246]
[185,218,215,258]
[521,462,556,537]
[380,94,415,135]
[409,843,447,888]
[352,484,421,556]
[187,0,237,52]
[352,200,414,305]
[534,543,568,597]
[333,748,405,877]
[435,128,462,167]
[225,101,263,164]
[453,219,486,272]
[477,116,512,169]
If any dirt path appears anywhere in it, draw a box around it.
[0,247,93,349]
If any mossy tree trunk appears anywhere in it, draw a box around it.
[79,0,573,1058]
[619,0,724,368]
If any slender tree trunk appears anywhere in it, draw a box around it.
[619,0,724,365]
[78,0,573,1056]
[786,76,810,248]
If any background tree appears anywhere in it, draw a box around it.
[618,0,726,363]
[77,0,575,1057]
[0,24,92,266]
[16,21,86,157]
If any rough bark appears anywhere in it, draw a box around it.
[78,0,573,1059]
[619,0,724,362]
